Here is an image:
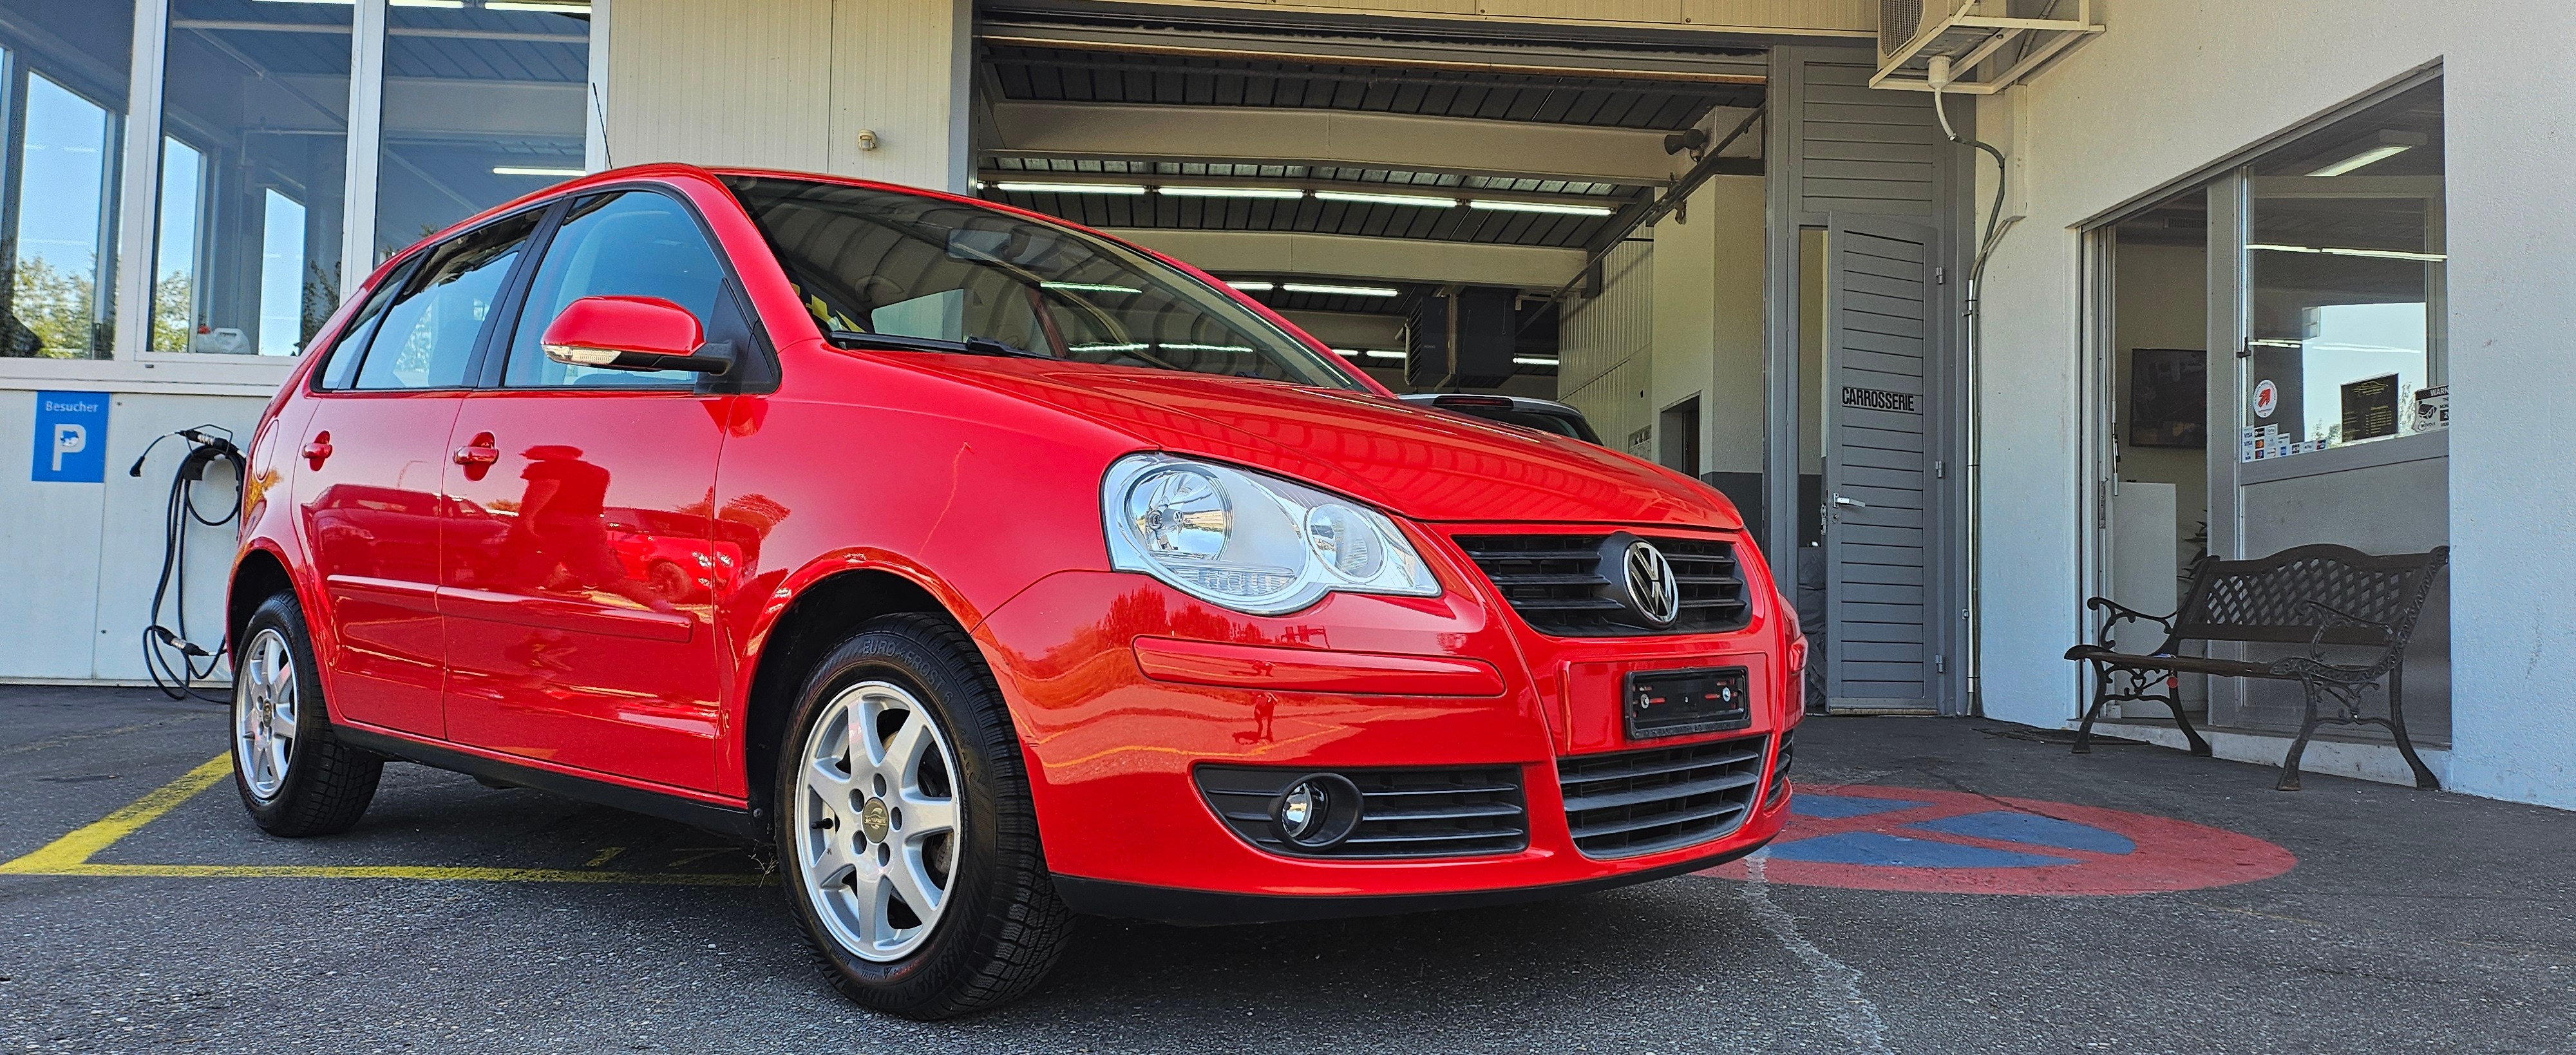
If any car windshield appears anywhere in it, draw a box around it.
[721,175,1361,390]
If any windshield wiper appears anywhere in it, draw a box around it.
[828,330,1053,359]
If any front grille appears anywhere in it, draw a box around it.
[1454,534,1751,636]
[1558,734,1768,859]
[1195,765,1529,859]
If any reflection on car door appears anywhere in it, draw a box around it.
[437,189,739,792]
[292,212,542,736]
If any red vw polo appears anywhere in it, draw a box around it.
[226,164,1803,1018]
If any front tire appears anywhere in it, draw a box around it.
[232,591,383,836]
[775,613,1073,1018]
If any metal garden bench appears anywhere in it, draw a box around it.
[2063,544,2449,791]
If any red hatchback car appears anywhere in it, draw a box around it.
[225,164,1804,1017]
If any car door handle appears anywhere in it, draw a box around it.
[301,435,332,466]
[451,444,498,466]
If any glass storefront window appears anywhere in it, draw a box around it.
[374,1,589,264]
[157,0,351,356]
[0,0,133,359]
[2240,81,2445,461]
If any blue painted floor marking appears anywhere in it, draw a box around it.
[1790,794,1929,820]
[1901,810,2138,855]
[1766,832,2078,869]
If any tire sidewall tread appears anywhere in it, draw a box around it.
[233,591,384,837]
[774,612,1074,1019]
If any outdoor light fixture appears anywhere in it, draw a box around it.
[1469,200,1615,216]
[1158,187,1304,200]
[1282,283,1401,298]
[1312,191,1458,209]
[2248,243,2447,262]
[1040,282,1142,294]
[2307,131,2427,177]
[992,182,1148,195]
[492,166,584,177]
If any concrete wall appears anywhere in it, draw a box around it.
[1973,0,2576,807]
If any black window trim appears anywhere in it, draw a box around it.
[308,200,558,397]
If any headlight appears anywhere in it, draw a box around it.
[1102,453,1440,614]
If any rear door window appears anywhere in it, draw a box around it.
[348,211,542,391]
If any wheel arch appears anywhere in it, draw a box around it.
[741,567,975,819]
[227,544,299,665]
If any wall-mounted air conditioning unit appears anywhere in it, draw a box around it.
[1873,0,2101,94]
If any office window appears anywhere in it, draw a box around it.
[158,0,350,356]
[149,137,202,352]
[2240,80,2445,461]
[375,1,589,263]
[0,0,133,359]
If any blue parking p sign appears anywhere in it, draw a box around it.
[32,390,108,483]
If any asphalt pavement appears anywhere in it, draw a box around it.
[2,683,2569,1054]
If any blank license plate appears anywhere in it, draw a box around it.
[1625,665,1752,739]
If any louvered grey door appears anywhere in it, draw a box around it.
[1823,214,1938,713]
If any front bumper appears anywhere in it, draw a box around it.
[975,535,1798,915]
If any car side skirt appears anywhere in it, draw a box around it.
[334,727,762,842]
[1051,835,1771,926]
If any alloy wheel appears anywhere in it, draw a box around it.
[233,627,299,801]
[793,680,963,962]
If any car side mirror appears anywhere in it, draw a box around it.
[540,296,730,375]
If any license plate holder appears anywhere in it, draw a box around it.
[1624,665,1752,740]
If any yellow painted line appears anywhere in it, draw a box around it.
[19,862,764,885]
[0,754,234,874]
[0,752,763,886]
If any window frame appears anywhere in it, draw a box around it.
[311,198,559,397]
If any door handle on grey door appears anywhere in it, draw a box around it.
[1832,493,1868,509]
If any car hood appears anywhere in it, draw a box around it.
[884,354,1739,528]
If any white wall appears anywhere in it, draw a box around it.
[1,374,269,684]
[607,0,971,191]
[1974,0,2576,807]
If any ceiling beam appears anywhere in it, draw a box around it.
[989,100,1731,186]
[1277,309,1406,350]
[1104,229,1588,289]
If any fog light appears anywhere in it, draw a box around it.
[1271,772,1363,849]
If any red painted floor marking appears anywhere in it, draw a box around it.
[1701,783,2298,895]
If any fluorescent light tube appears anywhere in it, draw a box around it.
[1361,350,1406,361]
[1312,191,1457,208]
[1282,283,1401,298]
[1157,187,1304,199]
[1224,281,1275,291]
[492,166,584,176]
[1512,357,1560,366]
[1469,200,1615,216]
[992,182,1147,195]
[2249,243,2445,262]
[489,0,592,10]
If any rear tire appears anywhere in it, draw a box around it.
[774,613,1073,1018]
[232,591,383,836]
